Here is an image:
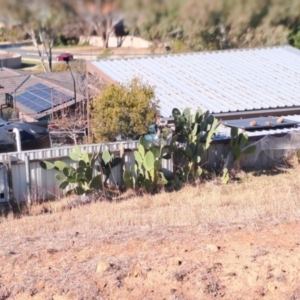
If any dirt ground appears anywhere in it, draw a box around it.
[0,221,300,300]
[2,164,300,300]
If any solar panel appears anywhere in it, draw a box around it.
[14,83,74,114]
[28,83,51,92]
[16,94,48,113]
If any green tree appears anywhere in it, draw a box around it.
[118,0,300,51]
[2,0,75,72]
[91,78,159,142]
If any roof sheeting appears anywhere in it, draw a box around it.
[216,115,300,140]
[91,46,300,118]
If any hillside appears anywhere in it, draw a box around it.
[1,162,300,299]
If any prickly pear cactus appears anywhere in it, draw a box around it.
[124,137,170,192]
[222,127,257,184]
[40,146,121,195]
[172,108,219,182]
[229,127,256,162]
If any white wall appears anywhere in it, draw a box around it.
[79,36,152,49]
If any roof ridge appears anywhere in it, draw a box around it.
[14,74,31,92]
[92,44,295,62]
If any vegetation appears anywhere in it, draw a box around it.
[119,0,300,51]
[124,137,171,193]
[1,0,299,57]
[222,128,256,183]
[41,106,256,196]
[123,107,257,192]
[0,0,118,72]
[0,107,19,121]
[91,78,159,142]
[171,108,219,183]
[51,59,87,74]
[124,108,218,193]
[40,146,121,195]
[0,0,299,72]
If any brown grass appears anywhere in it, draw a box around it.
[1,161,300,238]
[1,163,300,299]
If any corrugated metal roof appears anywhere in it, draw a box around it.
[91,46,300,118]
[216,115,300,140]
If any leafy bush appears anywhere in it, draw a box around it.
[91,78,159,142]
[52,59,86,74]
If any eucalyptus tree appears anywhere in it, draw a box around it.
[2,0,71,72]
[118,0,300,50]
[72,0,118,48]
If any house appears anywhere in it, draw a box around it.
[0,68,85,122]
[87,45,300,121]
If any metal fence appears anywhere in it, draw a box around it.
[0,135,294,204]
[0,140,174,203]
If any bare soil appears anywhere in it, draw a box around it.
[1,222,300,300]
[1,164,300,299]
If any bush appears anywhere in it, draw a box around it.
[52,59,86,74]
[91,78,159,142]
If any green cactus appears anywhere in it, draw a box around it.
[124,136,170,192]
[221,127,257,184]
[125,107,220,191]
[221,168,230,184]
[172,108,219,182]
[97,149,122,185]
[40,146,121,195]
[229,127,256,162]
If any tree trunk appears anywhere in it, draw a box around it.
[48,42,53,72]
[39,30,53,72]
[219,23,230,50]
[104,33,109,48]
[28,29,47,73]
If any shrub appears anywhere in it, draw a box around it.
[91,77,159,142]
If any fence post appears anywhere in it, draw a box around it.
[7,155,13,203]
[119,143,125,187]
[25,154,31,205]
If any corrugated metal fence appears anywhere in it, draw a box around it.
[0,141,174,203]
[0,135,295,203]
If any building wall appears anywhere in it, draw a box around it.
[79,36,152,49]
[0,52,21,69]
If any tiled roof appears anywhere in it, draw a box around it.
[11,76,78,117]
[0,68,23,78]
[91,45,300,118]
[36,71,84,95]
[0,68,84,118]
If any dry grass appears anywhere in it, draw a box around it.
[21,45,166,55]
[2,163,300,299]
[1,161,300,239]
